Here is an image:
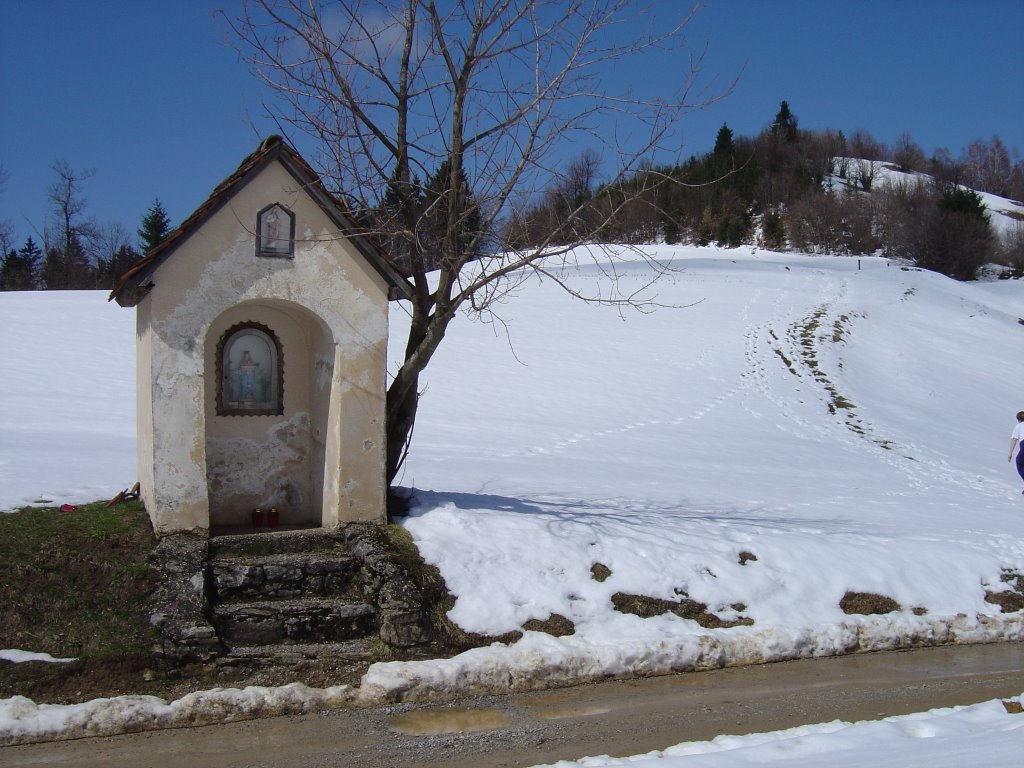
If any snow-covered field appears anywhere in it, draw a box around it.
[2,245,1023,757]
[384,247,1024,686]
[0,290,136,509]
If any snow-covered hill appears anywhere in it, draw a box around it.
[373,245,1024,697]
[833,158,1024,238]
[1,245,1023,743]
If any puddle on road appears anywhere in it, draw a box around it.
[389,708,510,736]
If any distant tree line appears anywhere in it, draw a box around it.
[4,108,1022,290]
[506,101,1024,280]
[0,161,170,291]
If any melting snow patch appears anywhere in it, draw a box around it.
[0,650,76,664]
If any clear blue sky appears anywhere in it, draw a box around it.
[1,0,1022,249]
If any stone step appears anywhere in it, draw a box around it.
[220,638,376,666]
[209,551,361,601]
[209,528,349,558]
[212,597,377,646]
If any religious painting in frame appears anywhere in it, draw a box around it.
[256,202,295,258]
[216,322,284,416]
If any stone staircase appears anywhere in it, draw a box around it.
[148,524,430,665]
[209,530,376,660]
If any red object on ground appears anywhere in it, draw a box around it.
[59,504,77,512]
[252,508,264,528]
[268,508,280,527]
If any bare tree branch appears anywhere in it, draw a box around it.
[224,0,730,486]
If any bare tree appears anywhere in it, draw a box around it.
[999,221,1024,277]
[560,149,603,206]
[848,129,886,192]
[43,161,101,289]
[929,147,963,189]
[226,0,725,485]
[892,130,926,174]
[94,221,142,288]
[961,135,1015,197]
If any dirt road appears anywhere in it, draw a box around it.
[7,642,1024,768]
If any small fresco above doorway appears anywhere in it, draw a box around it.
[256,202,295,258]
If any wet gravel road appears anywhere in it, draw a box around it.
[7,642,1024,768]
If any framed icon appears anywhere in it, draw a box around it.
[256,203,295,258]
[216,322,284,416]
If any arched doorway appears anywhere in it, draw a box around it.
[204,300,335,529]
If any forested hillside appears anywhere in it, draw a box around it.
[506,102,1024,281]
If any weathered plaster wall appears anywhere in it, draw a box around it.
[138,161,390,535]
[135,299,157,521]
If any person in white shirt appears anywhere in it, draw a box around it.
[1009,411,1024,493]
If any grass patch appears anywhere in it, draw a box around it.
[792,307,857,416]
[985,570,1024,613]
[522,614,575,637]
[831,394,856,411]
[985,591,1024,613]
[1000,570,1024,591]
[611,591,753,629]
[839,591,900,615]
[590,562,612,582]
[773,347,797,375]
[831,315,850,343]
[0,500,160,702]
[0,500,157,658]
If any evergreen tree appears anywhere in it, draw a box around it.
[924,187,994,280]
[663,215,680,245]
[97,244,142,287]
[138,198,171,254]
[40,234,93,290]
[761,210,786,250]
[422,159,484,267]
[713,123,735,156]
[770,100,799,144]
[0,237,42,290]
[375,170,424,272]
[0,249,17,290]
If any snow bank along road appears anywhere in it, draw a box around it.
[6,643,1023,768]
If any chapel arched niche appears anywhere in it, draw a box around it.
[204,299,336,530]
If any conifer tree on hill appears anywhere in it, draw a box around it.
[713,123,734,156]
[138,198,171,255]
[0,237,42,290]
[422,159,484,269]
[770,100,798,144]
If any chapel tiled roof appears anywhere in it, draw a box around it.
[110,135,412,307]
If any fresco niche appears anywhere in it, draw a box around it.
[216,321,284,417]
